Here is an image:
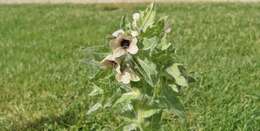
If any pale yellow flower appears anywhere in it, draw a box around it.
[110,31,138,58]
[100,55,139,84]
[116,67,140,84]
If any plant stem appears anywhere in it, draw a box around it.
[137,108,144,131]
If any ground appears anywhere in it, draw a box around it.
[0,3,260,130]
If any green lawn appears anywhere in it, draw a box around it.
[0,3,260,130]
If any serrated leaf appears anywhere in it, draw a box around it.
[166,63,188,87]
[114,88,141,106]
[158,34,171,50]
[87,103,102,115]
[122,103,134,112]
[169,84,179,93]
[137,58,157,86]
[142,37,158,51]
[123,123,138,131]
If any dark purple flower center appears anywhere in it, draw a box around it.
[120,39,130,49]
[109,60,117,66]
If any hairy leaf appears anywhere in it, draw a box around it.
[87,103,102,115]
[142,37,158,51]
[137,58,157,86]
[141,17,165,38]
[114,88,141,106]
[158,34,171,50]
[123,123,138,131]
[166,63,188,87]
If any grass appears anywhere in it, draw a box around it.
[0,3,260,130]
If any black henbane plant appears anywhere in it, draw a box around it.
[86,3,193,131]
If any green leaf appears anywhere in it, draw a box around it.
[137,58,157,86]
[120,16,126,29]
[87,103,102,115]
[142,37,158,51]
[114,88,141,106]
[160,86,185,121]
[147,111,163,131]
[123,123,138,131]
[140,3,156,32]
[169,84,179,93]
[85,59,100,79]
[142,11,155,32]
[119,15,131,30]
[142,109,160,119]
[166,63,188,87]
[158,34,171,50]
[141,17,165,38]
[122,103,134,112]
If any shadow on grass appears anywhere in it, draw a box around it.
[12,110,79,130]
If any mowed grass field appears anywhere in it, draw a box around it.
[0,3,260,130]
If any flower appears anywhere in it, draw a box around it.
[116,67,140,84]
[100,54,140,84]
[112,29,124,38]
[100,54,120,70]
[110,30,139,58]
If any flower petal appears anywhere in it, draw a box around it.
[110,38,120,50]
[127,38,138,54]
[112,29,124,37]
[115,64,121,74]
[110,37,123,52]
[100,55,115,69]
[116,71,131,84]
[113,47,126,58]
